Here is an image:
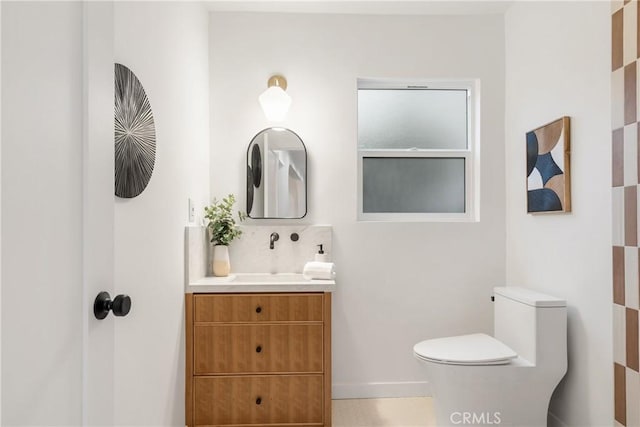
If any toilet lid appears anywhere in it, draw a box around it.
[413,333,518,366]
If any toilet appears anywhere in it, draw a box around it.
[413,287,567,427]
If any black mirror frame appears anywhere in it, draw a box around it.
[246,127,308,219]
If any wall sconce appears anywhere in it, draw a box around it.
[258,75,292,122]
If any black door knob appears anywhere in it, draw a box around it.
[112,294,131,316]
[94,292,131,319]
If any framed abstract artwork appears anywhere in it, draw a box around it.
[526,117,571,213]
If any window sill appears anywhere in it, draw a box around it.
[357,213,479,222]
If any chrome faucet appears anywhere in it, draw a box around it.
[269,232,279,250]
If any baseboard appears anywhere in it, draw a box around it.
[548,411,568,427]
[332,381,431,399]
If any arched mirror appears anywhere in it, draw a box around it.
[247,128,307,218]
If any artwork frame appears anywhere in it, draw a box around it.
[526,116,571,214]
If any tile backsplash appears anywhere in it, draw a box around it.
[185,225,332,283]
[227,225,332,273]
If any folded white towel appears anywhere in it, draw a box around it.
[303,261,336,280]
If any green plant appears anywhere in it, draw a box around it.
[204,194,246,246]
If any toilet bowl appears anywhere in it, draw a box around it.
[413,287,567,427]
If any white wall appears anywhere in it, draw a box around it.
[209,12,506,397]
[113,2,210,425]
[1,2,84,424]
[504,2,612,425]
[1,2,4,421]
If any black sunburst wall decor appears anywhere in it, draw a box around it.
[114,63,156,198]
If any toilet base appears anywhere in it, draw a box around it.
[424,360,561,427]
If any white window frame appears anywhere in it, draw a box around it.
[356,78,480,222]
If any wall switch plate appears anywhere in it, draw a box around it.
[188,198,195,222]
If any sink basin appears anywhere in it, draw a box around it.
[234,273,311,283]
[188,272,335,293]
[203,273,311,284]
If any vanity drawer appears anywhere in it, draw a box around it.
[194,293,324,323]
[193,374,323,426]
[194,324,323,374]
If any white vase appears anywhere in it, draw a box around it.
[212,245,231,277]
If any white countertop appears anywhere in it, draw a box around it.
[186,273,336,293]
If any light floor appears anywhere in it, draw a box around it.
[333,397,435,427]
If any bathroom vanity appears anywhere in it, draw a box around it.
[185,288,333,426]
[184,224,335,426]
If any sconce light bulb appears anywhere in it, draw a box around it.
[259,85,292,122]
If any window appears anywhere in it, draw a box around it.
[357,79,479,221]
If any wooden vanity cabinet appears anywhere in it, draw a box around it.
[186,292,332,427]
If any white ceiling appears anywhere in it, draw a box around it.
[204,0,514,15]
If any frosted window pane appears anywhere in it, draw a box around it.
[363,158,465,213]
[358,89,467,149]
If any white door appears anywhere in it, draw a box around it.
[82,2,117,426]
[2,1,119,425]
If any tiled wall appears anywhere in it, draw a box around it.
[613,1,640,425]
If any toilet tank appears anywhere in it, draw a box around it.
[493,287,567,366]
